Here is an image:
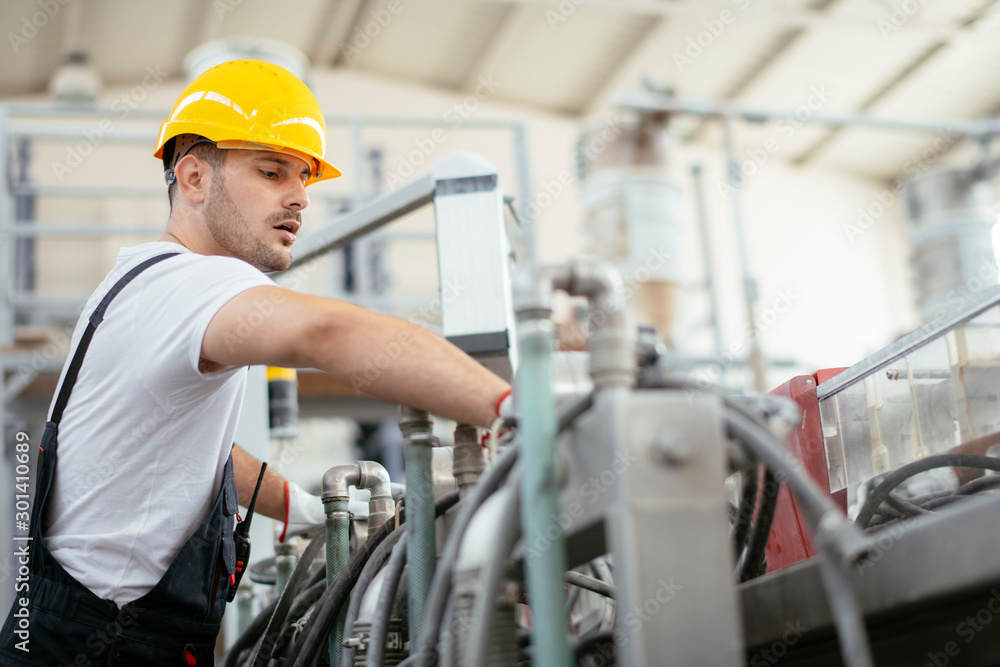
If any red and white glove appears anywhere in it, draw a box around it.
[495,388,513,423]
[278,480,326,543]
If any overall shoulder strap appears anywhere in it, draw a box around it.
[49,252,180,424]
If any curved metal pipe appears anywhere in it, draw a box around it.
[565,257,634,390]
[321,461,395,532]
[322,465,361,502]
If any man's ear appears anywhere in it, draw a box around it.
[174,154,210,206]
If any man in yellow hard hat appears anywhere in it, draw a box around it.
[0,60,510,666]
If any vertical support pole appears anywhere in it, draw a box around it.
[606,390,743,666]
[691,164,725,359]
[721,116,766,391]
[512,123,535,263]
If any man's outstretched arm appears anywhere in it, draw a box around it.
[202,286,511,428]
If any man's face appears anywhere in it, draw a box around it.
[202,149,311,272]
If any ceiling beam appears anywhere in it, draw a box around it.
[311,0,368,68]
[481,0,997,43]
[577,17,666,116]
[791,0,1000,166]
[460,5,535,92]
[680,0,840,144]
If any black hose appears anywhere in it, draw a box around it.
[854,454,1000,529]
[270,578,327,659]
[738,468,778,582]
[224,596,279,667]
[286,516,400,667]
[412,443,521,667]
[339,527,405,666]
[467,477,523,667]
[883,491,930,516]
[956,474,1000,495]
[366,532,408,667]
[563,571,616,599]
[248,533,327,666]
[367,490,463,666]
[816,545,873,667]
[288,492,460,667]
[731,468,758,561]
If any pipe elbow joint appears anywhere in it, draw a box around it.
[321,464,360,502]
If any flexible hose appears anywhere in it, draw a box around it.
[224,597,279,667]
[325,498,352,667]
[854,454,1000,529]
[518,319,572,667]
[563,571,616,599]
[248,533,326,666]
[467,477,523,667]
[338,527,405,666]
[956,474,1000,495]
[403,438,436,649]
[731,468,758,561]
[816,545,874,667]
[289,493,460,667]
[412,443,520,667]
[367,490,462,666]
[287,517,398,667]
[738,468,778,582]
[366,532,408,667]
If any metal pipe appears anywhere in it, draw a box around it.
[274,538,298,597]
[721,117,766,393]
[453,424,488,499]
[320,459,392,667]
[617,90,1000,138]
[400,406,438,649]
[564,257,634,391]
[691,164,725,359]
[357,460,394,533]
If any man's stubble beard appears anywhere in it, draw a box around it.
[203,168,292,273]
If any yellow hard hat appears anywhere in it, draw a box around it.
[154,59,341,186]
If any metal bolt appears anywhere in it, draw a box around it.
[653,431,696,466]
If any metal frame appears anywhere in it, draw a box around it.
[816,285,1000,400]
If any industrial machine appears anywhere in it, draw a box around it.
[213,152,1000,667]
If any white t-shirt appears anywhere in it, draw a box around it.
[44,242,274,606]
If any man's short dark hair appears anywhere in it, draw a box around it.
[165,139,228,208]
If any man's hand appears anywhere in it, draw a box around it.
[203,286,510,428]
